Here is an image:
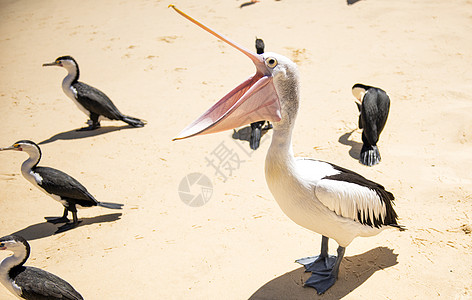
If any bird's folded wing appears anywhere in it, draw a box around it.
[315,178,387,227]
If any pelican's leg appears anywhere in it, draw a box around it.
[296,236,336,273]
[45,207,70,224]
[304,246,346,294]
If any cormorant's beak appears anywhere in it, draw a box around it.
[42,61,61,67]
[0,145,19,151]
[170,5,281,141]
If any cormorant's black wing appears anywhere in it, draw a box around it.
[73,81,123,120]
[34,166,98,204]
[11,266,84,300]
[360,88,390,146]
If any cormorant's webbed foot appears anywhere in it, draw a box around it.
[45,216,70,224]
[76,124,100,131]
[55,220,82,234]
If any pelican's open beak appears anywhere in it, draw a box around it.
[170,5,281,140]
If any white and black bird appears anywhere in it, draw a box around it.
[248,37,272,150]
[43,55,146,130]
[171,6,403,294]
[0,140,123,233]
[352,83,390,166]
[0,235,83,299]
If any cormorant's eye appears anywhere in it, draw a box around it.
[265,57,278,68]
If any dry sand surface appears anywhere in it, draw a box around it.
[1,0,472,299]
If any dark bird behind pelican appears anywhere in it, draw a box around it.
[352,83,390,166]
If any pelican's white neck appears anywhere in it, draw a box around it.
[265,55,300,163]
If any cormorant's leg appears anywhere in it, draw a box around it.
[77,113,100,131]
[45,207,70,224]
[304,246,346,294]
[296,236,336,273]
[56,205,81,233]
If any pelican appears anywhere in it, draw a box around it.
[170,6,403,294]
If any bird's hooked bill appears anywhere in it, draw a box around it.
[42,61,60,67]
[170,5,281,140]
[0,146,15,151]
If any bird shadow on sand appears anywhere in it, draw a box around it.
[38,125,135,145]
[10,213,122,241]
[347,0,362,5]
[338,130,363,161]
[240,1,258,8]
[249,247,398,300]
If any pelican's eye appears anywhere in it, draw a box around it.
[265,57,278,68]
[13,144,19,148]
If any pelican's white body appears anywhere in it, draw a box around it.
[265,137,384,247]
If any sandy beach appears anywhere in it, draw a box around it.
[1,0,471,299]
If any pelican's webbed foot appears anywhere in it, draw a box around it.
[296,236,346,294]
[304,271,338,295]
[296,255,337,273]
